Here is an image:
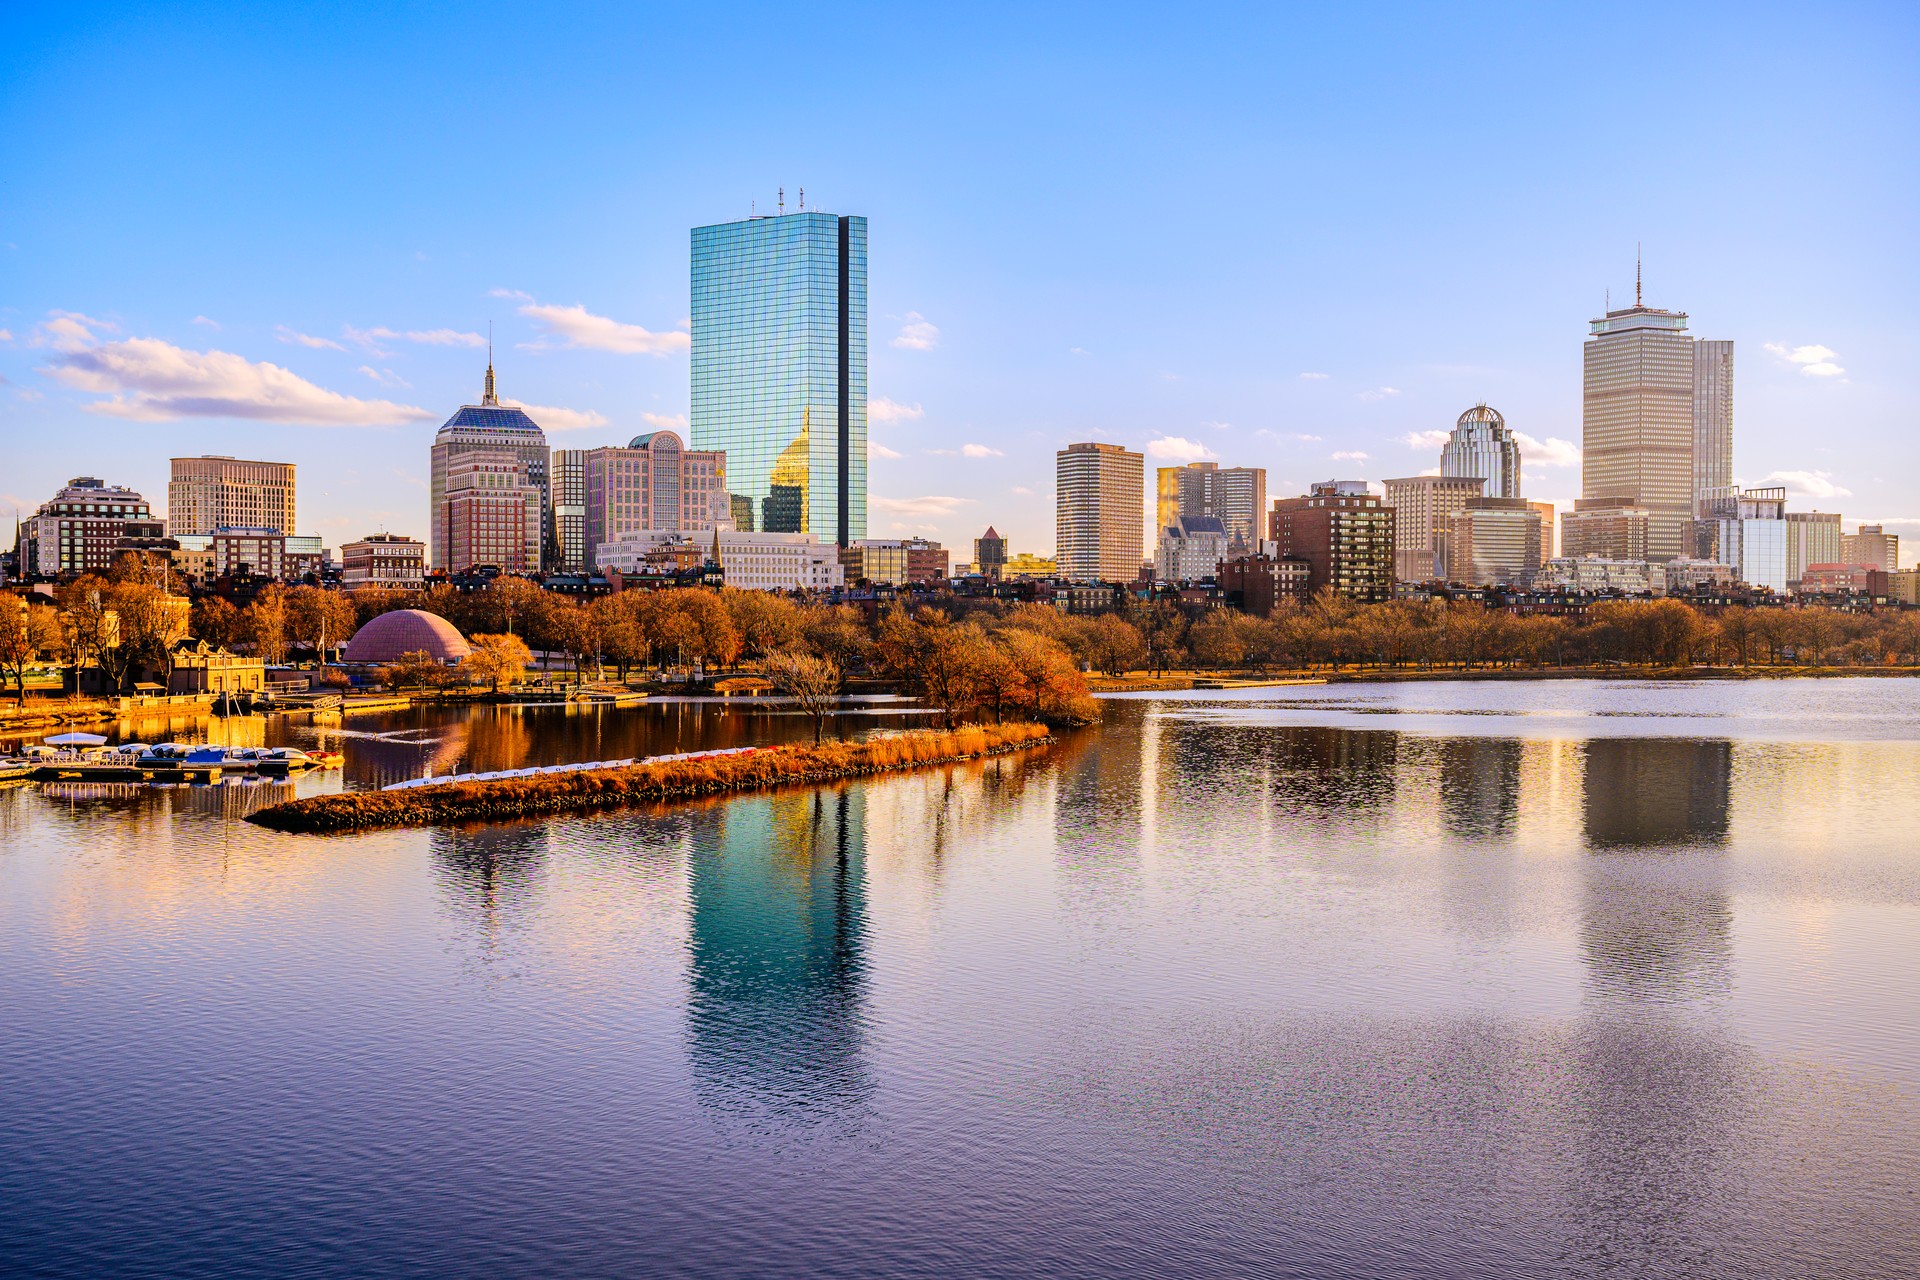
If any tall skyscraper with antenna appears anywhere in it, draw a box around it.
[428,355,552,571]
[1578,255,1733,562]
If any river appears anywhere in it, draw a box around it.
[3,680,1916,1278]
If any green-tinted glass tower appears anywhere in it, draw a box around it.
[691,208,867,545]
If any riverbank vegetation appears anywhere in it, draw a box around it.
[246,722,1055,834]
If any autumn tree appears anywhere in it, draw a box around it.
[723,588,803,661]
[190,595,247,650]
[247,584,292,665]
[287,586,358,662]
[0,601,63,702]
[466,632,534,692]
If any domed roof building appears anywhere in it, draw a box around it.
[1440,403,1522,499]
[342,609,472,665]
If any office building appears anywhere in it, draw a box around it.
[1382,474,1484,582]
[1529,501,1558,558]
[1445,498,1544,587]
[1665,558,1736,594]
[1841,523,1900,574]
[1693,486,1788,592]
[974,527,1007,581]
[1561,498,1651,562]
[430,361,551,571]
[1440,404,1522,499]
[1693,340,1734,513]
[1581,272,1733,561]
[597,529,843,592]
[342,533,427,591]
[1218,553,1313,616]
[1154,514,1229,583]
[20,477,166,577]
[844,538,948,585]
[1056,442,1144,583]
[1156,462,1268,551]
[168,456,296,537]
[581,431,730,570]
[1785,512,1843,590]
[691,207,866,544]
[1799,564,1889,596]
[210,527,287,579]
[1268,481,1395,602]
[444,453,542,573]
[550,449,587,574]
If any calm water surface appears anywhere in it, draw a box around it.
[3,681,1917,1278]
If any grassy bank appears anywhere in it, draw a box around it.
[247,722,1056,835]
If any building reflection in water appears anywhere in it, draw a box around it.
[1563,736,1743,1273]
[1436,738,1522,843]
[685,786,871,1132]
[429,821,551,977]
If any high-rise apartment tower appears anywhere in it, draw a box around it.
[1155,462,1268,551]
[168,456,296,537]
[691,207,867,545]
[1056,443,1144,583]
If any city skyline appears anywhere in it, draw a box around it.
[3,5,1914,566]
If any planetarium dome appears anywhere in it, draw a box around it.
[341,609,473,665]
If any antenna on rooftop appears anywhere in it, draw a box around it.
[1635,243,1642,307]
[799,186,805,210]
[779,186,785,215]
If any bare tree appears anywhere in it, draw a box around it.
[765,648,842,744]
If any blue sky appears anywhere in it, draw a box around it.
[4,2,1915,564]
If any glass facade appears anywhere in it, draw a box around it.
[691,211,867,545]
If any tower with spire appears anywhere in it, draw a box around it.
[428,354,553,572]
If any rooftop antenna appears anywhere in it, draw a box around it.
[779,186,785,215]
[799,186,805,210]
[482,323,498,407]
[1635,243,1642,307]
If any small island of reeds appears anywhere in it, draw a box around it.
[246,723,1056,835]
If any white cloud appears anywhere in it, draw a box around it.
[1765,342,1846,378]
[1358,387,1401,402]
[1298,371,1329,380]
[276,325,346,352]
[488,288,534,302]
[1011,486,1034,495]
[344,324,486,353]
[191,315,220,329]
[498,398,609,432]
[640,411,687,430]
[869,396,925,423]
[1762,469,1851,500]
[516,301,689,355]
[870,442,905,460]
[1400,429,1452,450]
[46,334,432,425]
[1512,431,1581,469]
[1145,435,1217,461]
[961,443,1004,458]
[872,495,973,517]
[1295,433,1323,443]
[357,365,412,389]
[0,328,10,342]
[890,312,940,351]
[32,312,116,352]
[1070,347,1090,356]
[1332,450,1370,463]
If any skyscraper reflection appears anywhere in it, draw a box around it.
[1581,738,1731,850]
[685,787,871,1131]
[429,822,551,972]
[1436,738,1522,842]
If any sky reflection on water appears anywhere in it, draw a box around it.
[2,681,1917,1278]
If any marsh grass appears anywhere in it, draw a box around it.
[247,722,1054,834]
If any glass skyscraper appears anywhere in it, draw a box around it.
[691,209,867,545]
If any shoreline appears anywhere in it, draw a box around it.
[1088,665,1920,692]
[246,723,1055,835]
